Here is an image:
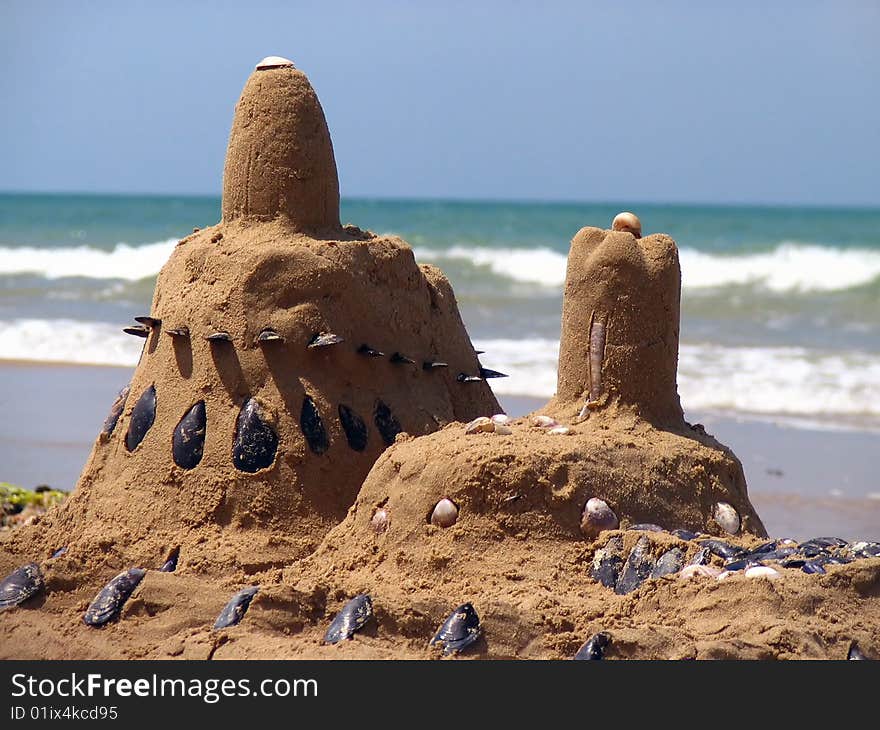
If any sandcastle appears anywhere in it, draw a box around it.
[1,59,877,661]
[4,57,499,573]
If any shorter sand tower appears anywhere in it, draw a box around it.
[5,58,499,573]
[281,215,768,657]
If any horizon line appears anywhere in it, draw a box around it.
[1,189,879,212]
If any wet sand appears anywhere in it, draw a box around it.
[1,361,878,541]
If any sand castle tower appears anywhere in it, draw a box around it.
[282,214,768,657]
[14,57,499,572]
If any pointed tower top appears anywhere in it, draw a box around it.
[221,59,341,233]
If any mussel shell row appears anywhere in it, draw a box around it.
[430,602,481,655]
[124,385,157,452]
[213,586,259,630]
[101,385,130,438]
[83,568,146,627]
[0,562,45,610]
[573,632,611,660]
[323,594,373,644]
[232,399,278,473]
[374,400,402,447]
[172,401,207,470]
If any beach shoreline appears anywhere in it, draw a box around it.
[2,360,877,542]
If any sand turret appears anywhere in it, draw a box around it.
[221,57,341,232]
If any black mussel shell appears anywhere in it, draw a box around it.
[172,401,206,470]
[374,400,402,447]
[615,536,656,595]
[430,602,481,655]
[134,316,161,328]
[698,539,745,561]
[422,360,448,369]
[256,328,284,343]
[358,344,384,357]
[50,547,68,559]
[232,398,278,473]
[849,541,880,559]
[671,529,700,541]
[0,563,45,610]
[101,385,130,439]
[650,547,685,578]
[456,373,483,383]
[301,395,329,455]
[390,352,415,364]
[801,561,826,575]
[213,586,259,630]
[124,385,156,452]
[123,325,150,338]
[160,547,180,573]
[744,547,796,563]
[591,536,625,588]
[781,557,808,569]
[205,331,232,342]
[848,642,871,660]
[479,367,508,379]
[723,558,760,572]
[573,632,610,660]
[338,404,368,452]
[628,523,666,533]
[83,568,146,627]
[323,594,373,644]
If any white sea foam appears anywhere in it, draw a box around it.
[474,337,880,426]
[419,242,880,293]
[2,320,880,430]
[0,239,177,280]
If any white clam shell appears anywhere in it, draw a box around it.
[465,416,495,434]
[493,423,512,435]
[713,502,741,535]
[580,497,619,538]
[430,498,459,528]
[490,414,511,425]
[744,565,780,580]
[371,507,389,534]
[532,415,558,428]
[548,426,571,435]
[256,56,295,70]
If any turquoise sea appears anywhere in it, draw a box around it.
[1,192,879,432]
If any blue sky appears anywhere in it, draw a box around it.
[1,1,878,205]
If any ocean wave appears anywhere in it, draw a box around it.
[474,338,880,425]
[1,239,878,294]
[0,319,144,366]
[0,239,177,281]
[419,242,880,293]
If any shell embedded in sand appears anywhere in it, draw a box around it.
[493,423,512,435]
[714,502,741,535]
[256,56,295,70]
[744,565,780,580]
[679,564,723,580]
[548,426,571,435]
[371,508,389,534]
[532,415,558,428]
[465,417,494,434]
[580,498,619,539]
[491,414,511,425]
[430,498,459,528]
[611,211,642,238]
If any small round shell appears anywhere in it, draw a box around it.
[548,426,571,435]
[490,414,511,425]
[532,415,558,428]
[713,502,741,535]
[612,211,642,238]
[493,423,512,435]
[371,507,390,534]
[678,564,723,580]
[744,565,780,580]
[580,498,619,539]
[430,498,459,528]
